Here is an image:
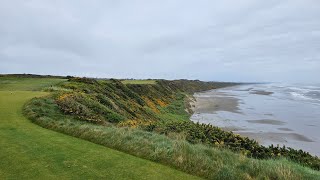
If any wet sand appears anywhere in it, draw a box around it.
[190,85,320,156]
[238,132,314,144]
[250,90,274,95]
[191,92,240,114]
[277,128,293,131]
[247,119,286,125]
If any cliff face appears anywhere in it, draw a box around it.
[22,76,320,172]
[54,78,236,124]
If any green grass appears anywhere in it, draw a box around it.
[122,80,156,85]
[0,77,198,179]
[0,77,67,91]
[157,93,191,122]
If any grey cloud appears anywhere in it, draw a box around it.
[0,0,320,83]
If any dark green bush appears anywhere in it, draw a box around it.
[145,121,320,170]
[69,77,98,84]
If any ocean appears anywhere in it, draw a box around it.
[190,83,320,156]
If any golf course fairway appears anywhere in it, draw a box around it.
[0,78,198,179]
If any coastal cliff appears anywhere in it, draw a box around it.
[22,76,320,178]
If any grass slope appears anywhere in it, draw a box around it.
[0,78,198,179]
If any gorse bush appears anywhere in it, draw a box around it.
[145,121,320,170]
[69,77,99,84]
[56,92,125,123]
[57,78,169,121]
[54,78,226,124]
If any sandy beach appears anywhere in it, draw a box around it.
[191,83,320,156]
[191,92,240,114]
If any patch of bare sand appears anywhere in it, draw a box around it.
[192,95,240,114]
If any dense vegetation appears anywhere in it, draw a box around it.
[0,77,195,180]
[24,96,320,179]
[52,77,235,125]
[50,77,320,170]
[145,121,320,170]
[20,76,320,179]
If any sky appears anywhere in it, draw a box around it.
[1,0,320,83]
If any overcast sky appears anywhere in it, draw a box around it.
[1,0,320,82]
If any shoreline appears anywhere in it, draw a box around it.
[190,85,320,156]
[190,91,240,114]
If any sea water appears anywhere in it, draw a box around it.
[191,83,320,156]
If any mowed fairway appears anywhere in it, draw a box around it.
[0,78,198,179]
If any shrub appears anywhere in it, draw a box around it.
[56,93,125,123]
[145,121,320,170]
